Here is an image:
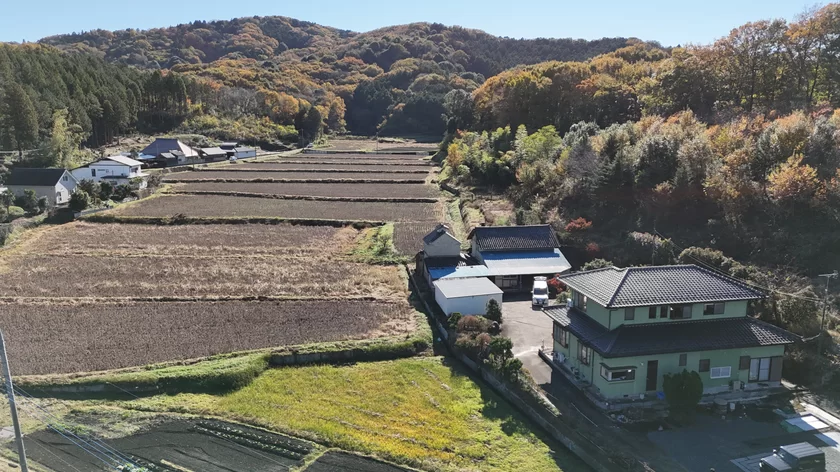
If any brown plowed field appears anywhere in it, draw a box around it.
[0,299,416,375]
[113,195,443,222]
[0,223,405,299]
[298,152,429,160]
[267,160,434,167]
[163,171,424,181]
[171,182,437,199]
[225,163,434,172]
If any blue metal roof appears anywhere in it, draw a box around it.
[429,265,491,280]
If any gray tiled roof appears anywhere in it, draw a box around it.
[467,225,559,252]
[422,223,454,245]
[6,168,69,187]
[559,265,765,308]
[544,306,798,358]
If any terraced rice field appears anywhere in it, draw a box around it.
[163,171,426,182]
[170,182,437,199]
[0,300,416,375]
[226,163,434,172]
[0,223,405,298]
[112,194,443,222]
[298,152,430,160]
[393,222,440,255]
[267,160,434,167]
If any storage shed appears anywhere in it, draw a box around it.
[433,277,503,316]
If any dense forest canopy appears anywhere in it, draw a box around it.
[440,4,840,277]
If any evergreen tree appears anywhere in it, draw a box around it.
[3,83,39,157]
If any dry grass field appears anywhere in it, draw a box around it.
[169,182,438,199]
[163,171,426,182]
[0,223,405,299]
[0,299,417,375]
[112,194,443,222]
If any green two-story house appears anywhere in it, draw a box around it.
[543,265,799,406]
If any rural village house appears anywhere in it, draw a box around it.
[71,156,148,189]
[543,265,799,409]
[138,138,200,167]
[198,147,228,162]
[419,224,571,293]
[5,168,78,206]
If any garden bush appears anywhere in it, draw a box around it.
[7,206,24,218]
[457,315,491,333]
[485,299,503,323]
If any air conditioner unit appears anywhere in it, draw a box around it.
[731,380,742,391]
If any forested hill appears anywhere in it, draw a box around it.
[33,17,640,136]
[39,17,637,76]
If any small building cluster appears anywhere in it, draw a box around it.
[138,138,256,168]
[420,224,571,316]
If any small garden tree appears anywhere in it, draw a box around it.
[99,181,114,201]
[663,369,703,424]
[14,189,38,213]
[68,190,90,212]
[447,312,462,330]
[112,184,134,201]
[0,190,13,210]
[582,258,613,271]
[487,336,522,380]
[485,299,503,323]
[37,196,48,214]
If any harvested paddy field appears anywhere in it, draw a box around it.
[0,299,416,375]
[299,152,429,160]
[269,159,434,167]
[393,222,440,255]
[125,357,587,472]
[163,171,426,182]
[0,223,406,298]
[226,163,434,172]
[111,194,443,222]
[171,182,438,200]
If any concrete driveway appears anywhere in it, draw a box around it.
[501,295,555,385]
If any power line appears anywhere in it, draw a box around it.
[652,229,824,303]
[10,387,138,470]
[13,399,119,471]
[25,435,83,472]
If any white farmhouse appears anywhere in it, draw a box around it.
[71,156,149,189]
[5,168,79,206]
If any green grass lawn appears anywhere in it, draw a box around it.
[125,357,587,472]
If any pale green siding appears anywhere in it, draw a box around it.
[568,289,750,329]
[590,345,785,400]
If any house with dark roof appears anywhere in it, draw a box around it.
[5,168,79,205]
[467,225,570,292]
[542,264,798,408]
[138,138,198,160]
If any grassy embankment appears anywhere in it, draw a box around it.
[119,357,584,472]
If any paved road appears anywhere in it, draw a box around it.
[501,297,554,384]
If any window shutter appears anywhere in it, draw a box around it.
[648,307,656,319]
[769,356,783,381]
[739,356,751,370]
[699,359,710,372]
[679,354,687,366]
[625,307,635,321]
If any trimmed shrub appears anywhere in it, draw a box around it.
[663,369,703,424]
[447,312,462,330]
[457,315,491,333]
[485,299,503,324]
[68,190,90,212]
[7,206,24,218]
[582,258,613,271]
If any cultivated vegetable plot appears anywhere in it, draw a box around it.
[0,299,416,374]
[113,195,444,222]
[299,152,430,160]
[163,171,426,182]
[225,163,434,172]
[171,182,438,200]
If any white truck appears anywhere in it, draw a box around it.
[532,276,549,307]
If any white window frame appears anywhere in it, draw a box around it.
[578,344,592,366]
[553,324,568,348]
[710,366,731,379]
[749,357,771,382]
[704,302,726,315]
[600,365,636,382]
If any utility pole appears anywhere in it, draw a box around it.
[818,271,838,354]
[0,330,28,472]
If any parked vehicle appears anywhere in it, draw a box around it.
[229,156,238,163]
[532,276,549,307]
[759,442,825,472]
